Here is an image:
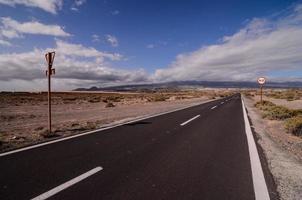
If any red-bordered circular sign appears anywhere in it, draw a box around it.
[257,77,266,85]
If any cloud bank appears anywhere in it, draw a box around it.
[0,17,70,39]
[0,0,63,14]
[153,4,302,82]
[0,40,148,90]
[106,34,119,47]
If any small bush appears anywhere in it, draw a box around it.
[255,101,296,120]
[262,105,293,120]
[62,97,77,101]
[105,102,115,108]
[0,115,16,121]
[88,98,100,103]
[254,101,276,112]
[104,96,122,102]
[285,116,302,136]
[254,100,275,108]
[148,95,168,102]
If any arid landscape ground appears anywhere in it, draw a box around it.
[0,89,234,152]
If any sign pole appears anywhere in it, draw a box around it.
[257,77,266,106]
[45,52,55,136]
[260,84,263,105]
[48,56,52,135]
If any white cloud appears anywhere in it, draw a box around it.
[71,0,86,11]
[55,39,122,60]
[153,4,302,82]
[146,44,155,49]
[74,0,85,6]
[0,0,63,14]
[111,10,120,15]
[146,41,167,49]
[0,17,70,38]
[0,40,148,90]
[91,34,100,42]
[106,34,118,47]
[0,39,11,46]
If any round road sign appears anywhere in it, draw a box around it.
[257,77,266,85]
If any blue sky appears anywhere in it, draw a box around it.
[0,0,302,90]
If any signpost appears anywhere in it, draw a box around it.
[45,52,56,136]
[257,77,266,105]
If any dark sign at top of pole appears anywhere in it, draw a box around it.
[45,52,55,67]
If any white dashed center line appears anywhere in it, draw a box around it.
[180,115,200,126]
[211,105,217,110]
[31,167,103,200]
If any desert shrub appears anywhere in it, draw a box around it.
[105,102,115,108]
[0,115,16,121]
[153,95,168,102]
[88,98,101,103]
[285,116,302,136]
[86,122,97,129]
[34,126,44,131]
[62,97,77,101]
[103,96,122,103]
[254,101,276,111]
[255,101,296,120]
[262,105,294,120]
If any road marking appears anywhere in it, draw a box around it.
[211,105,217,110]
[31,167,103,200]
[0,99,220,157]
[241,99,270,200]
[221,102,224,104]
[180,115,200,126]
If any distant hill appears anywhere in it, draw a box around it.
[74,81,302,92]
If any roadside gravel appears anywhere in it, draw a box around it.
[244,96,302,200]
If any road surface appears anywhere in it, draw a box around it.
[0,94,273,200]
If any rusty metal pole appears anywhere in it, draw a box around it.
[48,53,52,135]
[257,77,266,106]
[260,85,263,105]
[45,52,55,136]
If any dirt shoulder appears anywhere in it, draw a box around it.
[243,95,302,200]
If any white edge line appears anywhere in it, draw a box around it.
[0,99,218,157]
[31,166,103,200]
[211,105,217,110]
[241,99,270,200]
[180,115,200,126]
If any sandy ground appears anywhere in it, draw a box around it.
[0,91,223,152]
[244,96,302,200]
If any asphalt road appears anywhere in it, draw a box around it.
[0,94,272,200]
